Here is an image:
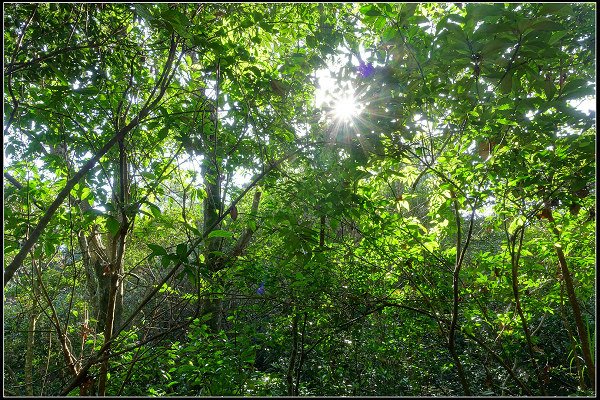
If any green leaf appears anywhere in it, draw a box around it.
[207,229,234,239]
[497,118,517,126]
[543,80,556,99]
[161,9,190,29]
[508,215,526,236]
[481,39,508,56]
[80,187,92,201]
[528,20,564,32]
[548,30,568,45]
[540,3,569,14]
[483,22,514,35]
[467,4,505,20]
[157,127,170,141]
[148,243,168,256]
[561,78,593,99]
[105,216,120,236]
[360,5,380,17]
[183,221,201,236]
[147,202,161,219]
[423,241,439,253]
[44,241,55,257]
[134,4,155,21]
[161,255,172,268]
[500,73,513,94]
[383,27,398,42]
[77,86,99,96]
[176,243,187,257]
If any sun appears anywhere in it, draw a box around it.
[333,93,362,123]
[315,69,364,125]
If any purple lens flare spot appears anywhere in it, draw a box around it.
[357,61,375,78]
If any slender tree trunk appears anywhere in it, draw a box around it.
[5,111,146,285]
[60,152,295,396]
[77,231,100,323]
[448,196,472,395]
[509,227,547,395]
[25,258,41,396]
[39,330,53,396]
[287,312,300,396]
[25,311,38,396]
[559,284,587,390]
[319,215,325,248]
[97,272,119,396]
[547,210,595,389]
[448,313,470,396]
[202,154,224,332]
[97,138,130,396]
[33,258,80,378]
[462,330,532,395]
[294,312,308,396]
[97,222,127,396]
[4,33,178,286]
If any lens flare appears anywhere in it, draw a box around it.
[332,93,362,123]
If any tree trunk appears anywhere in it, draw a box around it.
[547,210,595,389]
[97,138,130,395]
[294,312,308,396]
[509,227,547,395]
[25,311,38,396]
[25,260,41,396]
[287,312,300,396]
[202,154,224,332]
[559,284,586,390]
[97,271,119,396]
[448,197,472,396]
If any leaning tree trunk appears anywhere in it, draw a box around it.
[559,284,587,390]
[546,209,595,389]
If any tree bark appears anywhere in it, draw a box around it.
[97,271,119,396]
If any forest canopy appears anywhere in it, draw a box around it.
[3,3,596,396]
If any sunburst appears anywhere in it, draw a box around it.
[332,92,362,123]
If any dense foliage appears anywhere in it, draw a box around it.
[3,3,596,396]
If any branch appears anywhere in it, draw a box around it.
[4,39,181,286]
